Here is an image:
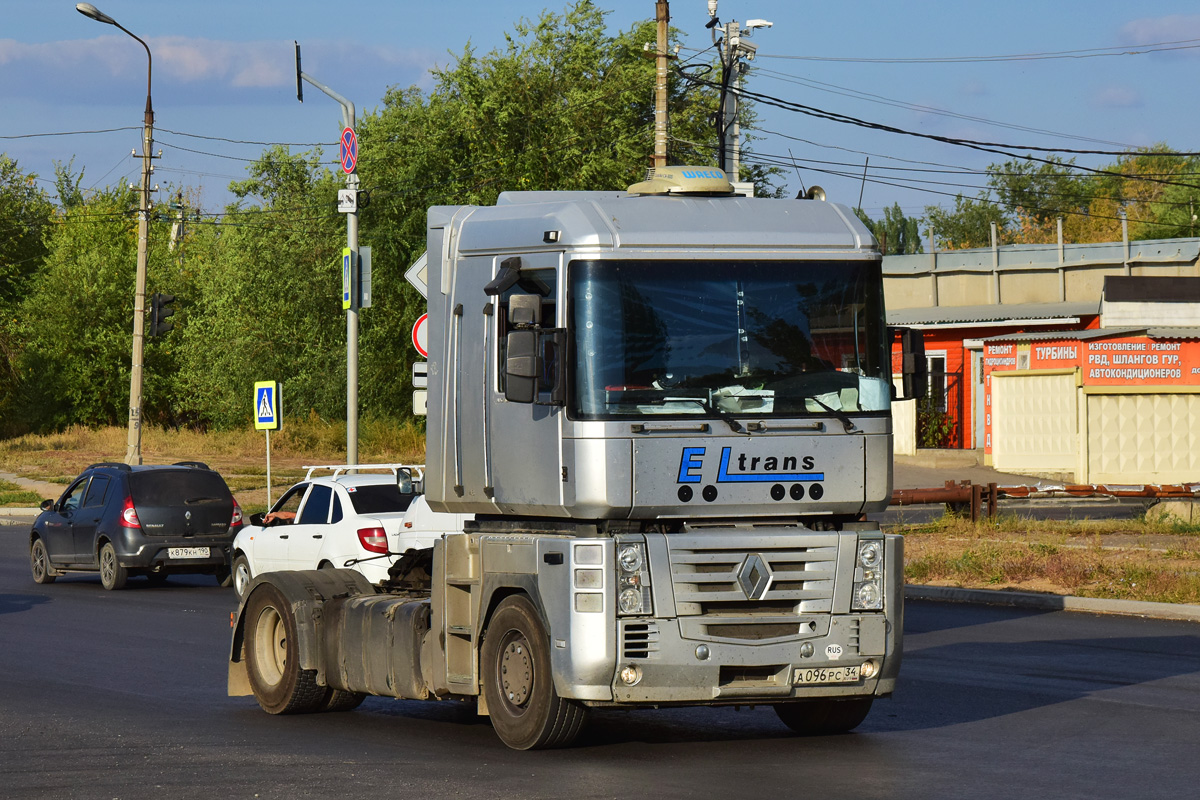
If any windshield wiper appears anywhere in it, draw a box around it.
[804,394,858,433]
[671,397,750,435]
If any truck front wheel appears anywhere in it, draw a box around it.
[774,697,874,735]
[481,595,587,750]
[244,583,325,714]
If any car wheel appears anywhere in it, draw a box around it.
[232,554,253,599]
[215,563,233,588]
[98,542,128,590]
[773,697,874,735]
[481,595,587,750]
[30,537,57,584]
[243,583,325,714]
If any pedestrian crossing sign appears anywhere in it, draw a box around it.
[254,381,281,430]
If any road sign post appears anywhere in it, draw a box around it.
[254,381,281,506]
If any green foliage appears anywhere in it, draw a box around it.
[854,203,924,254]
[923,192,1009,251]
[916,397,956,449]
[0,2,761,436]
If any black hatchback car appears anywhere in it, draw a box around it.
[29,462,244,590]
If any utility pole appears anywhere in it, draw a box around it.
[653,0,669,168]
[708,3,771,178]
[295,42,360,466]
[76,3,156,465]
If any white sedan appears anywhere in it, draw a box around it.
[231,464,471,598]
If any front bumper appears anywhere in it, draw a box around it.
[594,612,897,706]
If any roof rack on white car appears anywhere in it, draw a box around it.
[302,463,426,481]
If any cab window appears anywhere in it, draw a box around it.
[60,479,89,513]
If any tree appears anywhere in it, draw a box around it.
[171,148,346,429]
[353,1,737,421]
[855,203,924,255]
[0,155,55,431]
[924,193,1009,251]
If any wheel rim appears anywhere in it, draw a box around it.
[32,541,47,580]
[498,632,533,710]
[234,561,251,595]
[252,606,287,687]
[100,547,115,584]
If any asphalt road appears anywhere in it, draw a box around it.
[2,521,1199,800]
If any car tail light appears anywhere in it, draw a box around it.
[357,526,388,554]
[230,499,244,528]
[121,497,141,529]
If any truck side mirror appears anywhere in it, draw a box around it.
[505,329,540,403]
[895,327,927,400]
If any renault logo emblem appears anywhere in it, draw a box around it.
[736,553,772,600]
[185,510,192,520]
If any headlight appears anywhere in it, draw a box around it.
[858,541,881,569]
[616,541,652,616]
[852,538,885,611]
[618,544,643,572]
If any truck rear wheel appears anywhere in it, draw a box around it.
[318,688,366,712]
[244,583,325,714]
[481,595,586,750]
[774,697,874,735]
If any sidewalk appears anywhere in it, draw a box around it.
[893,450,1043,490]
[0,471,60,518]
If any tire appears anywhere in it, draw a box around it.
[215,563,233,588]
[481,595,587,750]
[773,697,874,735]
[232,554,253,599]
[318,688,366,713]
[243,583,325,715]
[98,542,128,591]
[30,537,56,584]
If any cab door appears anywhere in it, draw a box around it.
[286,483,333,569]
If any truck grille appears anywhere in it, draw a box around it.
[667,529,839,641]
[621,621,660,659]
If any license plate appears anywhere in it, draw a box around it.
[792,665,861,685]
[168,546,210,559]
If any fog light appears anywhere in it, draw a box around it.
[619,588,644,614]
[799,642,815,658]
[861,659,878,679]
[695,645,710,661]
[620,665,642,686]
[857,582,882,609]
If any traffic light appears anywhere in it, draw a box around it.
[150,292,175,337]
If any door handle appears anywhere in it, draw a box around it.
[313,534,323,539]
[279,534,289,539]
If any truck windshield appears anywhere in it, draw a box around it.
[570,259,890,419]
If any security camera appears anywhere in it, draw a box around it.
[708,0,718,17]
[744,19,773,30]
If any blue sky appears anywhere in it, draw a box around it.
[4,0,1200,218]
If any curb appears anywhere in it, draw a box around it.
[0,508,38,519]
[907,584,1200,623]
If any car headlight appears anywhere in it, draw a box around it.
[852,539,885,611]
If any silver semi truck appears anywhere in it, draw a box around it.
[228,166,925,749]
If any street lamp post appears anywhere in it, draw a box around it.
[76,3,155,465]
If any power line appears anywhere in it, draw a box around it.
[754,38,1200,64]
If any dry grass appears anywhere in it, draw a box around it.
[898,512,1200,605]
[0,419,425,513]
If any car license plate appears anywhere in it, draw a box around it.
[168,546,209,559]
[792,665,861,685]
